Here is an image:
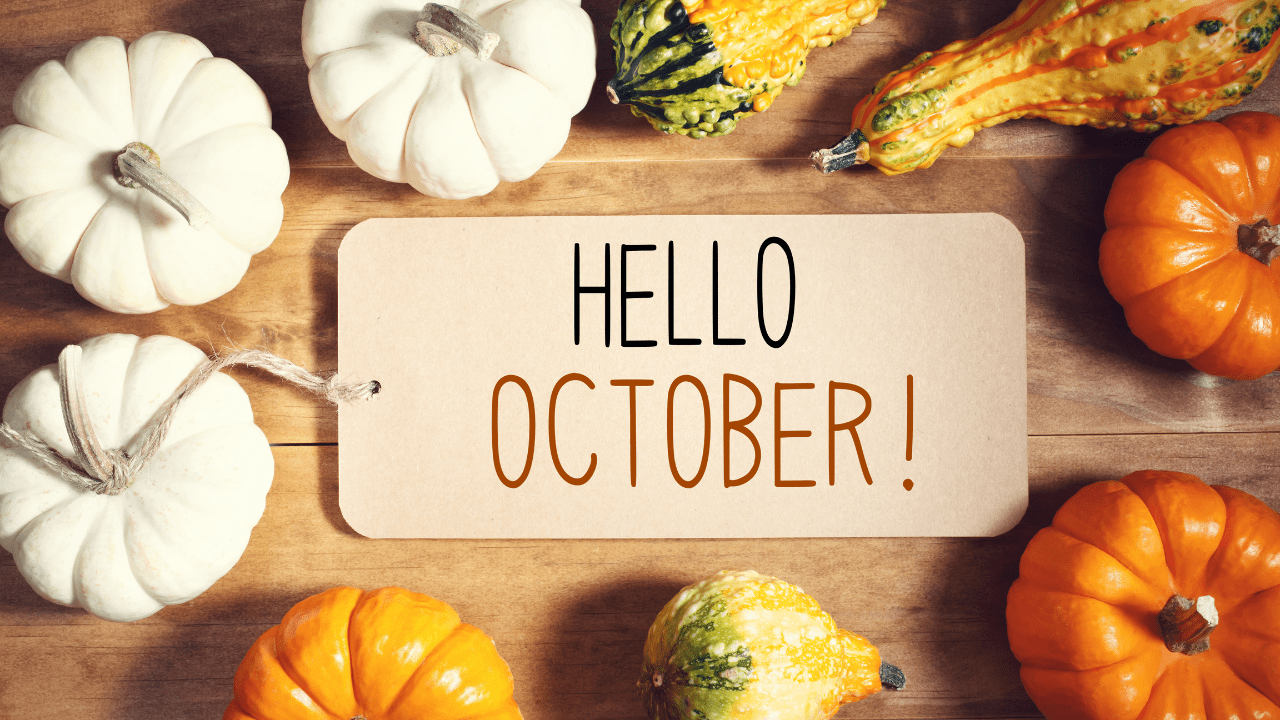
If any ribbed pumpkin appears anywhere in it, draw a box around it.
[1007,470,1280,720]
[224,587,521,720]
[1100,111,1280,380]
[814,0,1280,175]
[638,570,903,720]
[608,0,886,137]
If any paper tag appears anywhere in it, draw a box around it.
[338,215,1027,538]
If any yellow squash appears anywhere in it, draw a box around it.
[638,570,903,720]
[608,0,886,137]
[813,0,1280,175]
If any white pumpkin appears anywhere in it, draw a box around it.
[0,32,290,314]
[0,334,273,622]
[302,0,595,199]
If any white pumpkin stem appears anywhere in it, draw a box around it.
[57,346,131,494]
[114,142,215,231]
[413,3,500,61]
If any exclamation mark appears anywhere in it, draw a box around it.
[903,374,914,491]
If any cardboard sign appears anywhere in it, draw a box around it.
[337,215,1027,538]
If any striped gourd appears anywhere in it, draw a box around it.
[813,0,1280,175]
[607,0,887,138]
[638,570,903,720]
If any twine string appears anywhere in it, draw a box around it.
[0,346,378,495]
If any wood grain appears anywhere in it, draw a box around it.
[2,0,1279,167]
[3,436,1278,720]
[8,155,1280,441]
[4,0,1280,718]
[3,0,1280,441]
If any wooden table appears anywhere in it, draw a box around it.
[3,0,1280,717]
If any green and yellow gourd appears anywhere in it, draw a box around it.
[812,0,1280,175]
[607,0,887,137]
[638,570,903,720]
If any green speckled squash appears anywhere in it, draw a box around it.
[638,570,903,720]
[607,0,886,138]
[813,0,1280,175]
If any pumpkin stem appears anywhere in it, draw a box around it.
[811,130,870,174]
[1237,218,1280,266]
[413,3,500,61]
[1159,594,1217,655]
[57,346,132,495]
[879,661,906,690]
[114,142,215,231]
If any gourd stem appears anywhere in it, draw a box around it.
[1238,218,1280,266]
[879,661,906,690]
[114,142,214,231]
[58,346,130,494]
[1159,594,1217,655]
[811,130,869,174]
[413,3,500,61]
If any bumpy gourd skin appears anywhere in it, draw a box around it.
[609,0,886,137]
[818,0,1280,174]
[638,570,885,720]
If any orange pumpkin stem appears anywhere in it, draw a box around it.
[1238,218,1280,266]
[1158,594,1217,655]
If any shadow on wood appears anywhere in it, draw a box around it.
[110,588,300,720]
[539,575,686,720]
[313,442,363,538]
[911,473,1110,720]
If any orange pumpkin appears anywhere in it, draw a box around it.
[224,586,522,720]
[1100,111,1280,380]
[1007,470,1280,720]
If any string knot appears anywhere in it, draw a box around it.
[0,343,378,497]
[98,451,133,495]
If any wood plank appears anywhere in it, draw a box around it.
[6,155,1280,445]
[4,0,1280,441]
[0,215,338,446]
[3,1,1279,718]
[2,0,1278,167]
[3,435,1278,719]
